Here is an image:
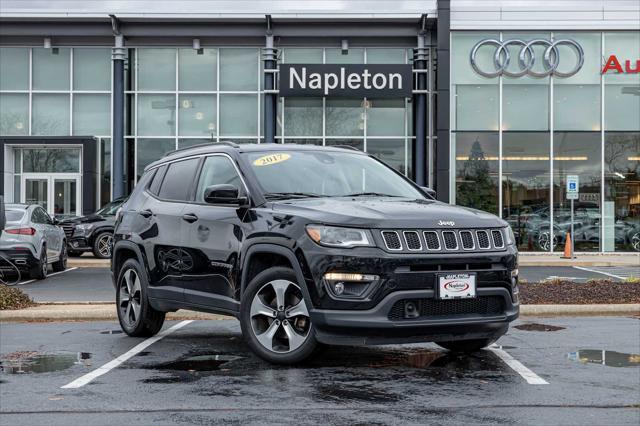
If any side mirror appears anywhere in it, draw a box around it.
[420,186,436,199]
[204,184,249,207]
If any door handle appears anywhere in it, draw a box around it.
[182,213,198,223]
[139,209,153,218]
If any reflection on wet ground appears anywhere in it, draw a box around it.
[141,352,244,384]
[515,323,566,332]
[0,351,92,374]
[567,349,640,368]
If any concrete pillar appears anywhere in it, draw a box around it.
[112,34,126,198]
[414,35,428,186]
[436,0,451,202]
[263,31,278,143]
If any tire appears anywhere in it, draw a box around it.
[30,247,48,280]
[435,337,498,353]
[92,231,113,259]
[240,266,317,364]
[116,258,165,337]
[52,242,67,272]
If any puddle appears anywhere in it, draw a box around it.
[100,330,123,335]
[0,351,92,374]
[136,351,152,357]
[142,376,187,384]
[515,323,565,332]
[317,384,400,403]
[151,354,242,372]
[568,349,640,368]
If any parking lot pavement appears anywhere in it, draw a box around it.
[14,267,113,303]
[1,317,638,425]
[519,266,640,283]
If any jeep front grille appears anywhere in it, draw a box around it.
[379,228,507,253]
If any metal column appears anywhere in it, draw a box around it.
[111,17,126,198]
[263,15,278,143]
[413,34,428,186]
[435,0,451,202]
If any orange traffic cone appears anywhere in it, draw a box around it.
[561,233,573,259]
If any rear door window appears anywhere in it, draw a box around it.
[157,158,200,201]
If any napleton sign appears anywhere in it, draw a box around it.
[279,64,413,98]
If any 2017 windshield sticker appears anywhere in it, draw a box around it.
[253,153,291,166]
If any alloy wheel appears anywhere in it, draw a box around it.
[250,279,311,354]
[41,252,47,278]
[97,234,113,258]
[631,232,640,252]
[537,231,558,251]
[119,269,142,328]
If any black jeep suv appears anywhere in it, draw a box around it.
[112,142,519,364]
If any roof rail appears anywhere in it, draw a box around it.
[330,144,361,152]
[163,140,240,157]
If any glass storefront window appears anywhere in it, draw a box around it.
[325,139,364,151]
[367,99,405,136]
[136,138,175,179]
[366,48,405,64]
[137,49,176,91]
[178,48,217,91]
[284,48,322,63]
[33,48,70,90]
[178,138,213,149]
[100,138,111,204]
[454,85,499,131]
[73,48,111,91]
[178,94,216,137]
[367,138,406,175]
[0,94,28,135]
[22,148,81,173]
[325,48,364,64]
[73,94,110,135]
[137,94,176,136]
[604,132,640,252]
[502,132,551,251]
[553,132,602,252]
[219,94,258,136]
[326,99,364,137]
[604,32,640,131]
[219,49,258,91]
[0,48,29,90]
[32,94,70,135]
[454,132,499,215]
[283,98,322,136]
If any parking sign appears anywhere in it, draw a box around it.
[567,175,579,199]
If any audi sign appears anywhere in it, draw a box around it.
[470,38,584,78]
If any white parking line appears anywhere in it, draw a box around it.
[15,267,78,286]
[61,320,193,389]
[488,344,548,385]
[573,266,625,280]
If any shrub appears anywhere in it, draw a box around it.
[0,284,36,310]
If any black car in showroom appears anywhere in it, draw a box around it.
[59,197,126,259]
[112,143,519,364]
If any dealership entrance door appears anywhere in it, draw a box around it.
[21,174,81,218]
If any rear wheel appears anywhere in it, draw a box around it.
[435,338,498,353]
[240,267,316,364]
[30,248,48,280]
[52,243,67,272]
[116,258,165,337]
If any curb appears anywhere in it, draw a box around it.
[67,260,110,268]
[518,260,639,267]
[1,303,638,322]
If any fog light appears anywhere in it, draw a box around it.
[404,301,420,319]
[333,282,345,295]
[324,272,378,282]
[323,272,379,298]
[71,241,79,248]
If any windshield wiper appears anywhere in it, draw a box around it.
[263,192,324,200]
[344,192,400,197]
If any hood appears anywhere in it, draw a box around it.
[59,213,112,225]
[271,197,507,229]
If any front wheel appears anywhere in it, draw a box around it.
[435,338,498,353]
[93,232,113,259]
[116,258,165,337]
[240,267,317,364]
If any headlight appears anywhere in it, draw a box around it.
[505,226,516,246]
[306,225,373,248]
[74,224,92,236]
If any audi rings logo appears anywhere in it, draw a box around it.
[470,38,584,78]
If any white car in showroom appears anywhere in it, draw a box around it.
[0,203,67,279]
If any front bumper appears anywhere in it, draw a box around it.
[68,237,92,251]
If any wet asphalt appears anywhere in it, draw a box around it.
[13,265,637,304]
[1,316,639,425]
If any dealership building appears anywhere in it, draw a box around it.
[0,0,638,252]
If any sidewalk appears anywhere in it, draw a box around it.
[518,252,640,267]
[1,302,638,322]
[70,253,640,269]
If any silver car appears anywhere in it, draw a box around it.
[0,204,67,279]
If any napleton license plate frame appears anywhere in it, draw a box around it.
[437,273,477,300]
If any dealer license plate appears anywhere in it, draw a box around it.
[438,273,476,299]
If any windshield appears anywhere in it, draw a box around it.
[6,210,25,222]
[244,150,424,199]
[96,198,125,215]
